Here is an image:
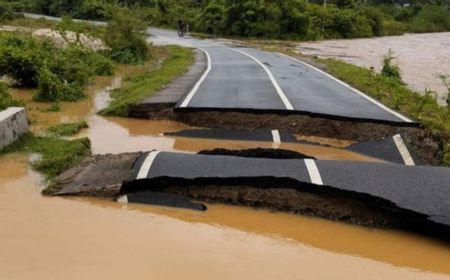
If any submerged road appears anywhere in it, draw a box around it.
[149,28,413,124]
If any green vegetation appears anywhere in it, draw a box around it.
[319,58,450,165]
[102,6,150,64]
[381,49,402,82]
[47,121,88,136]
[0,133,91,179]
[0,32,115,101]
[439,74,450,107]
[100,45,193,116]
[0,81,23,110]
[3,0,449,40]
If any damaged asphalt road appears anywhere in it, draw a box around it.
[49,150,450,242]
[165,128,422,165]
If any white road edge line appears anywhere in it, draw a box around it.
[304,159,324,186]
[271,129,281,149]
[392,134,415,166]
[278,53,413,123]
[179,48,212,108]
[229,48,294,110]
[137,151,161,179]
[117,195,128,204]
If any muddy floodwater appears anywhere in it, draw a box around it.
[297,32,450,104]
[2,71,450,279]
[1,153,450,279]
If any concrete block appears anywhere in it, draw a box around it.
[0,107,29,150]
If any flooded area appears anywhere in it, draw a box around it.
[1,153,450,279]
[2,68,450,279]
[297,32,450,104]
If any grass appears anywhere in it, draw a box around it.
[318,58,450,165]
[47,120,88,136]
[99,45,194,117]
[0,133,91,180]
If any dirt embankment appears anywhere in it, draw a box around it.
[122,178,450,242]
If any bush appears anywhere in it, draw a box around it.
[34,67,85,102]
[0,32,114,102]
[0,3,16,21]
[381,49,402,82]
[382,19,407,35]
[409,5,450,33]
[102,6,150,64]
[0,81,23,110]
[0,34,47,87]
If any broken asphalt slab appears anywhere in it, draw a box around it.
[51,150,450,241]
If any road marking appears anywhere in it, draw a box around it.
[278,53,413,123]
[393,134,415,166]
[304,159,324,185]
[229,48,294,110]
[271,129,281,148]
[179,48,212,107]
[137,151,161,179]
[117,195,128,204]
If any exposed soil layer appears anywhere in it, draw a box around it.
[129,108,442,165]
[48,151,450,241]
[198,148,314,159]
[122,178,450,243]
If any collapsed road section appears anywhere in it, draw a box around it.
[49,150,450,242]
[165,128,423,165]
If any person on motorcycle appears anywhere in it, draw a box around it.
[177,19,186,37]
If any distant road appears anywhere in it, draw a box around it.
[150,28,412,124]
[23,13,413,123]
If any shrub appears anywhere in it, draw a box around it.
[102,6,150,64]
[0,32,114,102]
[381,49,402,82]
[0,3,15,21]
[0,33,48,87]
[439,74,450,107]
[34,67,85,102]
[382,19,407,35]
[89,51,115,75]
[409,5,450,33]
[0,81,23,110]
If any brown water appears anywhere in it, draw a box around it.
[3,70,450,279]
[1,154,450,280]
[297,32,450,105]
